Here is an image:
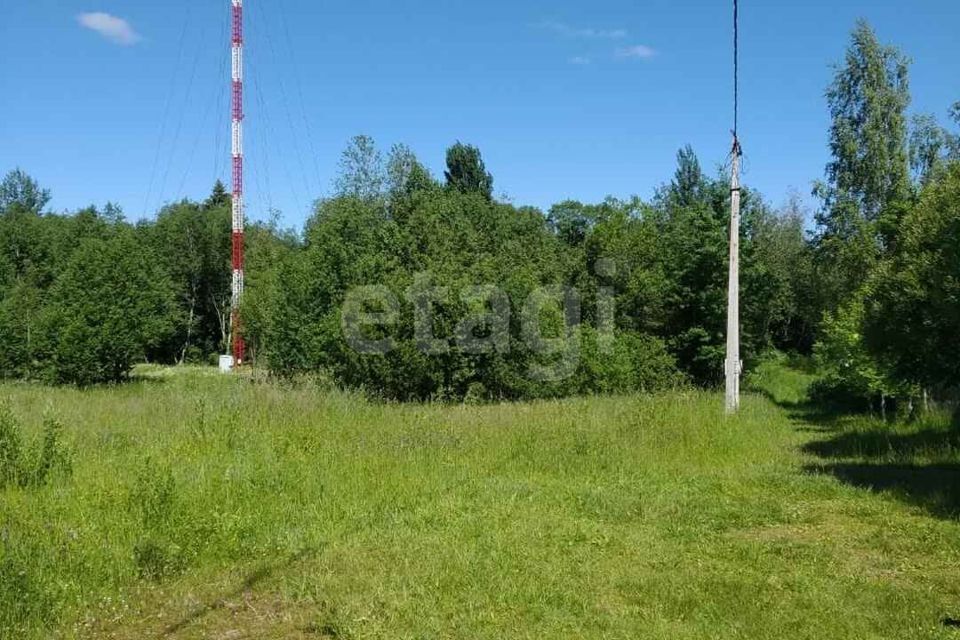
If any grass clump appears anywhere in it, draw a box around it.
[0,404,71,489]
[129,461,187,581]
[0,405,23,488]
[0,404,73,634]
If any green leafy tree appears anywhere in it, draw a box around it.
[0,171,57,378]
[666,145,705,209]
[863,162,960,392]
[909,113,959,186]
[335,135,385,200]
[204,179,231,209]
[813,20,912,314]
[386,143,436,199]
[547,200,615,246]
[580,198,667,336]
[0,281,43,379]
[238,211,300,364]
[648,149,732,383]
[39,230,176,385]
[648,148,815,381]
[444,142,493,200]
[819,21,911,237]
[808,22,923,407]
[0,169,50,213]
[385,144,438,226]
[749,194,818,352]
[148,193,231,362]
[811,294,905,412]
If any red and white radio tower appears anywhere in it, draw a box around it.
[230,0,246,365]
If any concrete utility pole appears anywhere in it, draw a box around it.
[725,0,742,414]
[725,137,742,414]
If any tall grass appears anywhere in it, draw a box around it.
[1,364,959,638]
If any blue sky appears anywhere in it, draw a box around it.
[2,0,958,228]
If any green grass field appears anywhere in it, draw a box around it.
[2,359,959,639]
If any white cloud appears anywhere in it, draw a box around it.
[615,45,657,60]
[77,12,142,46]
[539,21,627,40]
[569,56,591,66]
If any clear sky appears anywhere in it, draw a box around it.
[2,0,958,228]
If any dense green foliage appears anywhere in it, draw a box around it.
[0,177,290,385]
[39,230,176,385]
[0,141,812,397]
[0,20,956,408]
[245,137,811,400]
[863,163,960,392]
[145,187,232,362]
[809,22,960,412]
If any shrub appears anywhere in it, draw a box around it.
[0,405,23,488]
[28,417,72,488]
[577,328,686,395]
[129,461,189,581]
[0,405,71,489]
[812,295,914,412]
[38,230,176,386]
[130,461,177,531]
[0,548,59,635]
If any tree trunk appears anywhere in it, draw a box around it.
[212,294,230,354]
[179,300,196,365]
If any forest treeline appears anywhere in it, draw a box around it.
[0,21,957,408]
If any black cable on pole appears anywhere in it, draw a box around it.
[734,0,738,137]
[732,0,742,157]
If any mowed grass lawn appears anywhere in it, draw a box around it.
[2,362,960,639]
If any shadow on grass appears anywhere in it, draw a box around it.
[802,462,960,519]
[160,547,318,637]
[801,425,960,460]
[756,386,855,431]
[799,418,960,519]
[755,378,960,520]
